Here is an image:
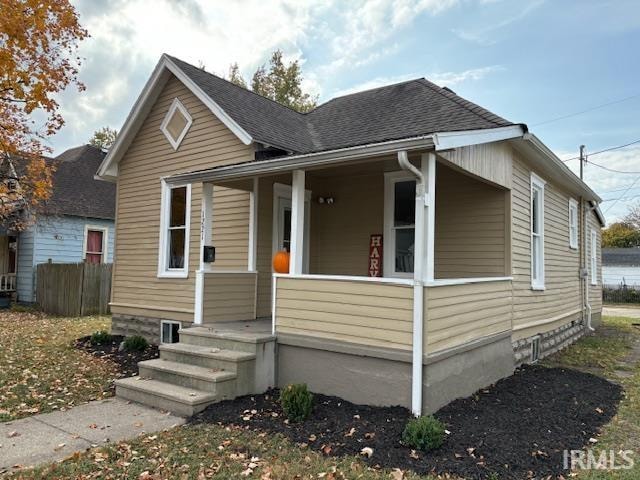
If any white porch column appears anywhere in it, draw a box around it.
[248,178,259,272]
[290,170,306,275]
[423,152,436,282]
[194,182,213,325]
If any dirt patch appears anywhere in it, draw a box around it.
[74,335,158,380]
[192,365,622,479]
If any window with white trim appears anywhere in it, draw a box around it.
[384,172,416,277]
[531,174,545,289]
[568,199,578,249]
[160,98,192,150]
[158,181,191,278]
[84,226,107,264]
[161,320,181,344]
[591,229,598,285]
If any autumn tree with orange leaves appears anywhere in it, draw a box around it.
[0,0,88,230]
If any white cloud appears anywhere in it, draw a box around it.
[452,0,545,45]
[53,0,331,152]
[330,65,502,97]
[318,0,460,74]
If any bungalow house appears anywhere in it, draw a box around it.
[98,54,604,416]
[0,144,116,303]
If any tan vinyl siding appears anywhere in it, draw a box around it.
[212,187,250,268]
[511,155,582,340]
[309,174,384,276]
[424,280,513,353]
[202,272,257,322]
[275,277,413,349]
[438,141,512,189]
[111,74,253,322]
[434,163,508,278]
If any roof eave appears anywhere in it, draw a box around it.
[513,133,602,204]
[164,134,438,185]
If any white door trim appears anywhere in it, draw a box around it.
[271,182,311,273]
[383,171,416,278]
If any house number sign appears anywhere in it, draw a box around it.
[368,234,383,277]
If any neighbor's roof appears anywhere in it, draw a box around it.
[169,55,515,154]
[602,248,640,267]
[43,144,116,220]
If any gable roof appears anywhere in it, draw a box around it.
[98,54,521,179]
[96,54,603,210]
[168,56,514,154]
[43,144,116,220]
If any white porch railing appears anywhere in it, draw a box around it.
[0,273,16,292]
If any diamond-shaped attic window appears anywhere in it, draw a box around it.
[161,98,192,150]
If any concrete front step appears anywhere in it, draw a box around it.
[179,326,276,353]
[115,377,218,417]
[138,359,237,395]
[158,343,256,371]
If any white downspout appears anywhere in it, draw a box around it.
[398,151,426,416]
[584,201,595,331]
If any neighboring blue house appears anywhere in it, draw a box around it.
[3,145,116,302]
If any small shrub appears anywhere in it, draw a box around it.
[123,335,148,352]
[279,383,313,422]
[402,415,445,451]
[90,330,112,346]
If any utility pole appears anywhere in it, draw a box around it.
[579,145,586,180]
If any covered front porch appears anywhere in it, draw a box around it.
[169,144,515,413]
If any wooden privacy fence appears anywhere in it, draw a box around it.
[36,262,112,316]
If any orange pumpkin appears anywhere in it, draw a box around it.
[273,250,290,273]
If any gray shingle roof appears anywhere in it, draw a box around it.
[603,248,640,267]
[42,145,116,219]
[168,56,515,155]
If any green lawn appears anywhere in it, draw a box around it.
[0,310,116,422]
[4,315,640,479]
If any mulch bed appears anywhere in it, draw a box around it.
[192,365,623,479]
[74,334,159,380]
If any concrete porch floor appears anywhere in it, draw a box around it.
[198,318,272,335]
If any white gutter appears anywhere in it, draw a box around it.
[398,150,425,417]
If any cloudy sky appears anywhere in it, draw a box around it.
[51,0,640,222]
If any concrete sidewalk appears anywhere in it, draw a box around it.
[603,306,640,319]
[0,397,185,474]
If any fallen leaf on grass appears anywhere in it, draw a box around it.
[391,469,405,480]
[360,447,374,458]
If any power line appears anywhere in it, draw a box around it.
[562,138,640,163]
[532,92,640,127]
[587,159,640,175]
[604,175,640,213]
[601,193,640,203]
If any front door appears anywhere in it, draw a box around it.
[273,184,310,273]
